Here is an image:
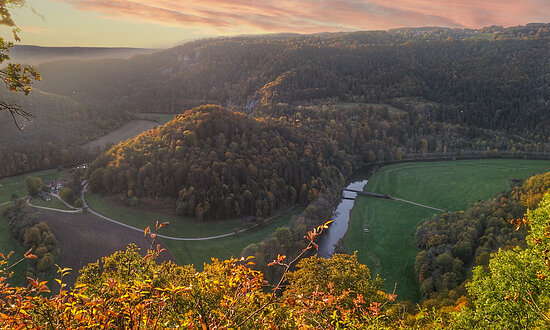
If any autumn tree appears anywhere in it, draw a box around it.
[59,186,75,204]
[24,175,42,197]
[456,192,550,328]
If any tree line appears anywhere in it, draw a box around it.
[3,200,58,277]
[414,171,550,308]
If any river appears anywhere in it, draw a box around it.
[317,179,368,258]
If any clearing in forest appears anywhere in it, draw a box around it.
[83,120,158,152]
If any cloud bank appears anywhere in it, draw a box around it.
[56,0,550,33]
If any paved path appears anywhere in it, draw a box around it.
[348,187,447,213]
[79,184,297,241]
[25,197,83,214]
[391,196,447,212]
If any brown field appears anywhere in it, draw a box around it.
[83,120,158,152]
[38,209,175,288]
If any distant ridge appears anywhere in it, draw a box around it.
[9,45,159,64]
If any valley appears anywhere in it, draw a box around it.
[0,166,303,284]
[2,20,550,327]
[3,157,548,295]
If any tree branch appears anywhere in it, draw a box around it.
[0,101,34,130]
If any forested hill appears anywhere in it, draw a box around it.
[86,105,347,219]
[36,24,550,138]
[86,102,540,220]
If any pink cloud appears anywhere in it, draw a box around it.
[55,0,550,33]
[19,25,54,35]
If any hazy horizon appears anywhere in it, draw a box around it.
[0,0,549,48]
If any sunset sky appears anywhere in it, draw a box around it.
[1,0,549,48]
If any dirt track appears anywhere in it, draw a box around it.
[38,209,175,288]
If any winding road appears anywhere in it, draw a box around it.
[20,184,297,241]
[26,196,83,214]
[81,185,297,241]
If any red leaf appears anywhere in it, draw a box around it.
[24,249,37,259]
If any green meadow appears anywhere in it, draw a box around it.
[344,159,550,301]
[84,192,303,266]
[0,169,59,203]
[0,204,30,286]
[162,207,303,267]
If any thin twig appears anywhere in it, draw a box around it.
[236,221,332,327]
[0,102,34,131]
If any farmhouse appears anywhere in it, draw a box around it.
[45,180,67,192]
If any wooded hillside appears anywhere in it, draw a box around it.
[87,102,538,220]
[86,105,347,219]
[35,24,550,138]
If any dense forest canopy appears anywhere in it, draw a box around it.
[35,24,550,138]
[0,87,129,178]
[87,105,347,219]
[414,171,550,308]
[86,102,541,220]
[3,24,550,180]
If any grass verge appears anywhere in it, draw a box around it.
[29,197,72,210]
[161,207,303,267]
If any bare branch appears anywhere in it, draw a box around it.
[0,101,34,130]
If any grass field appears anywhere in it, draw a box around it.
[162,207,303,267]
[84,192,303,265]
[29,197,72,210]
[0,169,59,203]
[85,192,246,238]
[83,120,158,151]
[344,159,550,302]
